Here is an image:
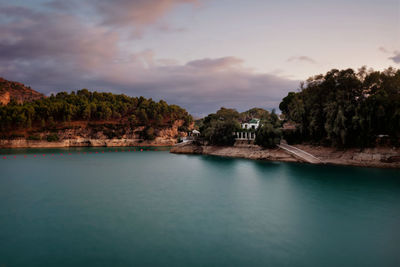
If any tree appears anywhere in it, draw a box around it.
[255,123,282,148]
[279,92,296,115]
[200,107,241,146]
[279,67,400,147]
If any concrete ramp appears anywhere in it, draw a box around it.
[174,140,193,146]
[278,143,324,164]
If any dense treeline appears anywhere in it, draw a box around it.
[280,67,400,147]
[0,89,192,133]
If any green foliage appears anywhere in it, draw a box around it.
[145,127,156,140]
[46,133,59,142]
[0,90,192,138]
[280,67,400,147]
[255,123,282,148]
[178,125,189,132]
[6,134,25,139]
[279,92,296,115]
[255,110,282,148]
[200,107,241,146]
[27,134,41,140]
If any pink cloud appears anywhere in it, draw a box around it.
[91,0,198,29]
[287,56,316,64]
[186,57,244,71]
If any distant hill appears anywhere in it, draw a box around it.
[239,107,270,122]
[0,84,193,145]
[0,77,44,105]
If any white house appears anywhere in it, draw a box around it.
[192,129,200,136]
[241,118,260,130]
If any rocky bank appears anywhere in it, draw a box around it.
[0,121,186,148]
[170,143,297,162]
[0,138,176,148]
[170,143,400,169]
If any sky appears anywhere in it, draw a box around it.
[0,0,399,116]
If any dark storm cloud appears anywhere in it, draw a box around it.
[0,2,299,115]
[0,5,118,63]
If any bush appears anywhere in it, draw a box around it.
[255,123,282,148]
[282,129,303,145]
[9,134,25,139]
[144,127,156,140]
[46,134,59,142]
[28,134,41,141]
[178,126,189,132]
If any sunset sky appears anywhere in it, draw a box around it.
[0,0,399,115]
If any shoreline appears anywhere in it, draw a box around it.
[170,143,400,169]
[0,138,176,148]
[2,139,399,169]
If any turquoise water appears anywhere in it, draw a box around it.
[0,148,399,267]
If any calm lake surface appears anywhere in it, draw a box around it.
[0,147,399,267]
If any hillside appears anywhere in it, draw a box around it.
[0,83,193,146]
[0,77,44,105]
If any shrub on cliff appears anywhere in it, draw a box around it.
[28,134,41,141]
[46,134,59,142]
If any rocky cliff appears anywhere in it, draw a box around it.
[0,77,44,105]
[0,120,187,148]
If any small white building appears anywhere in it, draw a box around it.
[241,118,260,130]
[192,130,200,136]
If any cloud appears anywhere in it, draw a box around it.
[287,56,316,64]
[378,46,400,64]
[389,51,400,64]
[44,0,199,36]
[91,0,197,25]
[0,3,299,116]
[1,53,298,115]
[378,46,389,53]
[186,57,244,71]
[0,6,119,67]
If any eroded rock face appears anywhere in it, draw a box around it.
[383,156,400,163]
[0,91,10,105]
[0,77,44,105]
[0,138,178,148]
[0,120,188,148]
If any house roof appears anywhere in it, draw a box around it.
[249,118,260,123]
